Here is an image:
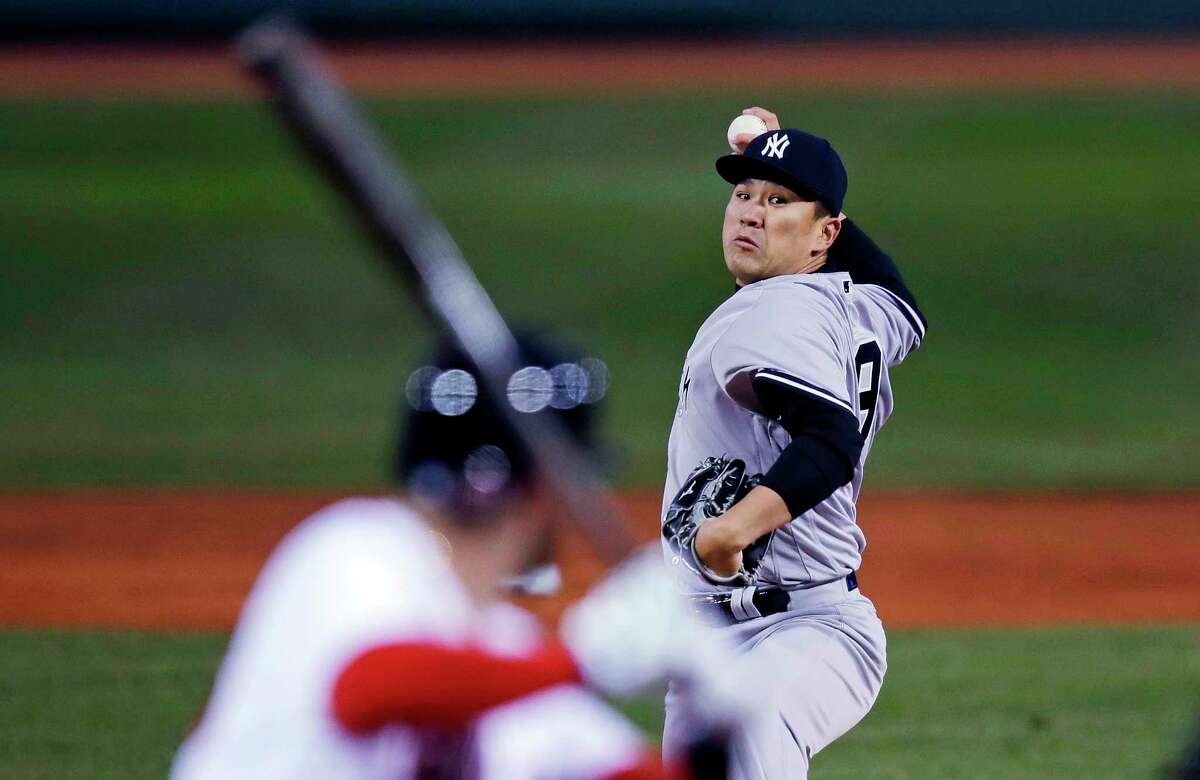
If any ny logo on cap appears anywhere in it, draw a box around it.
[761,132,791,159]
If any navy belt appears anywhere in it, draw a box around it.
[692,572,859,623]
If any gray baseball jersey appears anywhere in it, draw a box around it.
[660,271,924,594]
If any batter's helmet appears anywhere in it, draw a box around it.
[394,332,608,520]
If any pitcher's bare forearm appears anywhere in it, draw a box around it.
[694,485,790,577]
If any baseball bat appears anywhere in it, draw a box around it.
[236,19,635,566]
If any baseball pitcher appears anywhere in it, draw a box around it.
[660,108,928,779]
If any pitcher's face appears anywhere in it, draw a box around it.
[722,179,833,285]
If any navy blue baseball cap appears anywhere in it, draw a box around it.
[716,129,847,216]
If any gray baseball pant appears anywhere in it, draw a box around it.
[663,587,887,779]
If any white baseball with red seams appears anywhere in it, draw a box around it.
[726,114,770,152]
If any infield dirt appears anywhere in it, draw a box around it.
[3,491,1197,631]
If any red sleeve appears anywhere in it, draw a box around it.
[332,640,582,733]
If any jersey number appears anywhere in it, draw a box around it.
[854,340,882,437]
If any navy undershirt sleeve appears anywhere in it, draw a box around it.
[829,218,927,330]
[752,373,864,517]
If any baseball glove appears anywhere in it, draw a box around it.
[663,455,773,586]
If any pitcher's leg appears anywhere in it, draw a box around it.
[661,681,687,762]
[730,604,887,779]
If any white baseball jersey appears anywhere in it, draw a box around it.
[171,497,645,780]
[661,272,924,594]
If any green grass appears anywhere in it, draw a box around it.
[624,625,1200,778]
[0,630,228,779]
[2,93,1198,488]
[1,626,1196,778]
[812,625,1200,778]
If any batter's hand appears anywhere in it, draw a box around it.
[732,106,781,153]
[560,546,731,697]
[561,546,764,736]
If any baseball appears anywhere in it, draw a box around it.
[726,114,769,152]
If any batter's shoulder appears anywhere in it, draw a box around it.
[289,497,419,543]
[243,497,463,644]
[269,497,442,582]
